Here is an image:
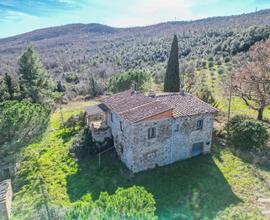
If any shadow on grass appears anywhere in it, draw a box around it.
[56,128,78,143]
[66,149,241,219]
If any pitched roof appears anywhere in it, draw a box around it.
[119,100,173,123]
[157,93,218,118]
[101,90,217,123]
[85,105,104,115]
[102,90,154,113]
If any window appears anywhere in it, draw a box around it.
[120,121,123,131]
[111,112,113,122]
[148,127,156,139]
[196,119,203,130]
[174,124,179,132]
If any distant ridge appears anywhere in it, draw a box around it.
[1,8,270,80]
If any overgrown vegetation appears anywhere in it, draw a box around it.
[2,10,270,99]
[2,9,270,220]
[226,115,269,150]
[11,103,270,220]
[65,186,157,220]
[0,100,50,180]
[108,70,153,93]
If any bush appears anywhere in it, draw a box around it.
[65,72,79,84]
[224,57,230,63]
[218,68,224,75]
[208,61,214,68]
[63,112,86,130]
[196,87,219,108]
[108,70,153,93]
[65,186,157,220]
[226,115,269,150]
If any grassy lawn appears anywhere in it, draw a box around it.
[12,100,270,219]
[196,64,270,120]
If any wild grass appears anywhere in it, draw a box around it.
[11,100,270,219]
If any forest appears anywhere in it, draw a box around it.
[1,9,270,99]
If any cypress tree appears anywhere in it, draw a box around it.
[18,46,54,104]
[164,34,180,92]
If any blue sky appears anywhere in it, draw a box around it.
[0,0,270,38]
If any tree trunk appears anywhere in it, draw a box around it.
[257,107,264,121]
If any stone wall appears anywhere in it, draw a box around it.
[110,111,135,170]
[108,110,214,173]
[91,126,112,143]
[0,179,12,220]
[172,113,214,163]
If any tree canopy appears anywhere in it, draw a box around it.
[164,34,180,92]
[232,39,270,120]
[226,115,269,150]
[0,72,17,101]
[108,70,152,93]
[18,46,55,104]
[65,186,157,220]
[0,100,50,157]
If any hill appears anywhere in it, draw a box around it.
[1,9,270,98]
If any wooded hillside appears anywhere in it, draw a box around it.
[1,9,270,99]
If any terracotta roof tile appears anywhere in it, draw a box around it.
[119,100,173,123]
[100,90,218,123]
[103,90,154,113]
[157,93,218,118]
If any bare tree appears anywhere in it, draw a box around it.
[232,39,270,121]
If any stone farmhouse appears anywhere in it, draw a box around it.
[86,88,218,173]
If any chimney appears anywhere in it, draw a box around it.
[148,90,156,98]
[180,89,185,96]
[131,82,138,95]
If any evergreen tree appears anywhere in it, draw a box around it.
[164,34,180,92]
[4,73,15,100]
[56,81,66,93]
[18,46,54,104]
[0,73,17,101]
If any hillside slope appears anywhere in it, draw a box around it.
[1,9,270,94]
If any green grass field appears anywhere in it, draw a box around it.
[196,63,270,120]
[11,101,270,219]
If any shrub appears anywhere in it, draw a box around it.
[196,87,219,108]
[69,127,96,158]
[216,60,222,65]
[63,112,86,130]
[224,57,230,63]
[96,186,156,219]
[208,56,214,62]
[226,115,269,150]
[65,186,157,220]
[65,72,79,84]
[218,68,224,75]
[208,61,214,68]
[108,70,153,93]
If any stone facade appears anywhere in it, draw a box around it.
[86,90,217,173]
[0,179,12,220]
[109,112,214,173]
